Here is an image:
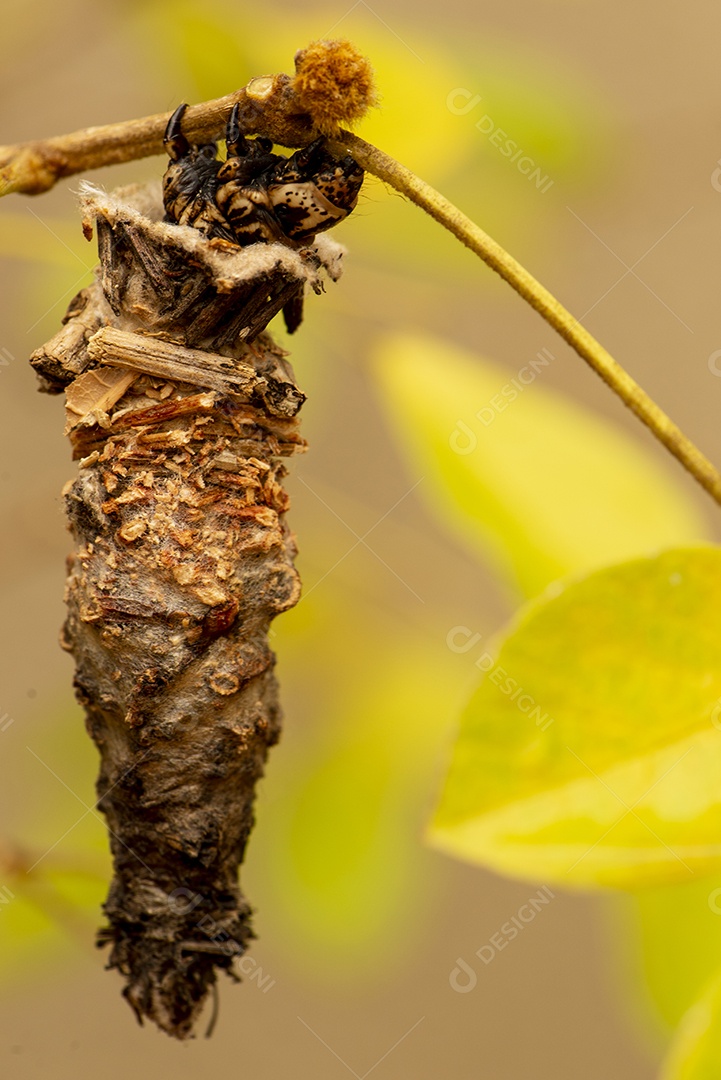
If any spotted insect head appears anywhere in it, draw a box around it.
[162,102,364,249]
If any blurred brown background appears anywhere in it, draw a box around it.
[2,0,720,1076]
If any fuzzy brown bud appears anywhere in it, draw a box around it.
[292,39,378,137]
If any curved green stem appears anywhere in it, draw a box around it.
[340,132,721,510]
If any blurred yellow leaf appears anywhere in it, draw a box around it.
[0,211,91,266]
[0,701,110,983]
[373,332,709,597]
[661,969,721,1079]
[614,879,721,1032]
[447,47,609,178]
[0,859,107,983]
[429,547,721,888]
[251,588,460,978]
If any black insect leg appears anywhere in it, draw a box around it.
[164,103,191,162]
[285,137,331,174]
[226,103,274,158]
[225,103,250,160]
[282,289,305,334]
[223,103,281,182]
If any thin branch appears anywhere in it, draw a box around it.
[338,132,721,509]
[4,52,720,509]
[0,75,316,196]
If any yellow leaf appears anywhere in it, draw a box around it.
[373,333,709,596]
[661,969,721,1079]
[429,547,721,888]
[251,589,459,977]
